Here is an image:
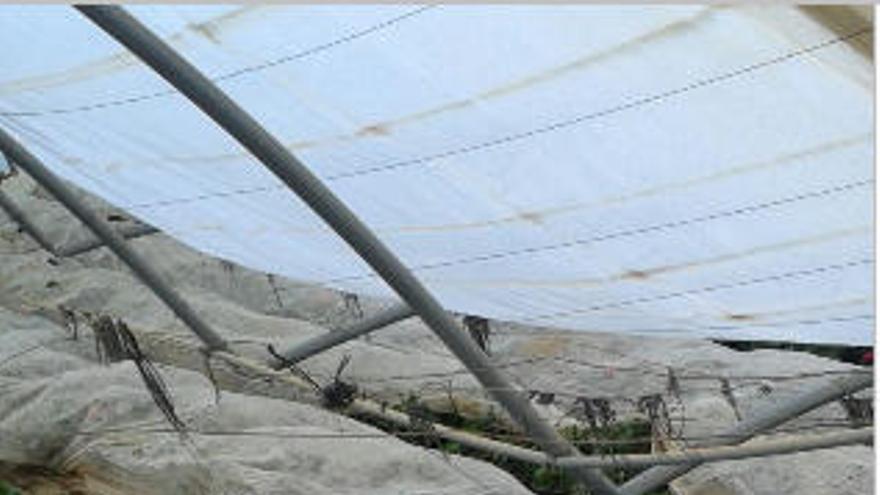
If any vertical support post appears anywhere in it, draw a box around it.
[76,6,620,494]
[0,188,57,255]
[0,128,228,352]
[275,303,415,365]
[619,371,873,495]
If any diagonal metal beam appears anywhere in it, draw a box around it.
[619,371,873,495]
[274,302,415,365]
[75,6,621,494]
[0,128,228,352]
[57,222,159,257]
[0,158,160,257]
[0,186,160,258]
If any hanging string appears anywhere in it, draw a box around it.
[321,354,358,409]
[266,274,284,310]
[719,377,742,421]
[839,393,873,426]
[86,313,187,436]
[342,291,365,320]
[59,304,79,340]
[462,315,492,355]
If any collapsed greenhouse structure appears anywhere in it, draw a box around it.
[0,4,874,495]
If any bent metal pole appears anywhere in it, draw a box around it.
[275,302,415,366]
[76,6,620,494]
[0,128,228,352]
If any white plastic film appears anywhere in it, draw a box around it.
[0,5,872,344]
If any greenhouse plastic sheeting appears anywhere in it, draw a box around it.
[0,5,872,344]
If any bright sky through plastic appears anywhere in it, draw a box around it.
[0,5,872,344]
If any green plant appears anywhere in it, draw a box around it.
[352,395,671,494]
[0,480,21,495]
[440,441,462,456]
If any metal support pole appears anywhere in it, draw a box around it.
[619,371,873,495]
[76,7,620,494]
[0,159,158,257]
[0,128,228,352]
[274,303,415,366]
[57,222,159,257]
[557,426,873,469]
[0,188,57,254]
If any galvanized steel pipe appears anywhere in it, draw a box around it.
[0,127,228,352]
[275,303,415,366]
[76,6,620,494]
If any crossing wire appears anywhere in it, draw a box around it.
[63,419,864,449]
[0,5,437,118]
[324,179,872,283]
[293,335,872,388]
[328,258,873,332]
[0,306,869,388]
[48,26,872,212]
[324,27,872,182]
[519,258,872,322]
[567,314,875,336]
[2,319,868,455]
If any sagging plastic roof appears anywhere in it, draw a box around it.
[0,5,873,344]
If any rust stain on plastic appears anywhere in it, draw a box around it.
[799,5,873,60]
[481,7,715,101]
[741,6,872,91]
[517,211,546,225]
[272,8,714,156]
[190,23,222,44]
[357,123,392,137]
[189,5,280,45]
[0,51,140,97]
[387,133,870,234]
[725,313,755,321]
[612,226,869,283]
[732,296,872,320]
[431,226,870,288]
[141,132,869,240]
[288,8,714,151]
[622,270,650,281]
[0,5,263,96]
[114,8,712,165]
